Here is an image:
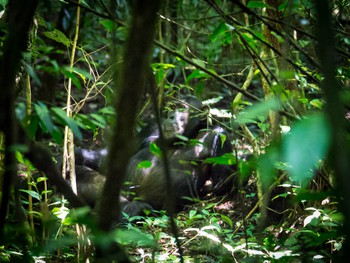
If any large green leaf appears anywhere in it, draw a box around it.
[283,113,330,187]
[51,107,82,140]
[19,189,41,201]
[236,98,281,124]
[204,153,236,165]
[43,29,70,47]
[34,101,54,133]
[149,142,161,157]
[62,67,82,89]
[210,22,228,41]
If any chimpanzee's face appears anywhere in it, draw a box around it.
[163,101,201,140]
[162,109,187,139]
[174,106,190,134]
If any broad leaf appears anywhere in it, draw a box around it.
[43,29,70,47]
[34,101,54,133]
[236,98,281,124]
[150,142,161,157]
[204,153,236,165]
[283,113,330,187]
[51,107,82,140]
[137,160,152,169]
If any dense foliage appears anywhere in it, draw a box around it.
[0,0,349,262]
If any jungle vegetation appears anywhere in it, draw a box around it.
[0,0,349,262]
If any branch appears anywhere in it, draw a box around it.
[25,143,86,208]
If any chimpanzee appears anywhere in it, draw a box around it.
[74,165,106,207]
[74,96,236,215]
[123,124,235,216]
[74,147,108,171]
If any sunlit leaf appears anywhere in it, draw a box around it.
[114,228,156,247]
[151,63,175,70]
[98,106,116,116]
[43,29,70,47]
[137,160,152,169]
[310,99,324,109]
[220,214,233,228]
[236,98,281,124]
[204,153,236,165]
[304,209,321,227]
[70,66,93,84]
[150,142,161,157]
[283,113,330,187]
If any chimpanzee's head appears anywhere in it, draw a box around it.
[163,96,203,140]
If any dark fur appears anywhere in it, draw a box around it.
[74,97,236,215]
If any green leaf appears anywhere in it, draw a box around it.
[51,126,64,144]
[34,101,54,133]
[204,153,236,165]
[247,1,271,9]
[175,134,189,142]
[186,69,210,83]
[114,228,156,247]
[149,142,161,157]
[100,19,115,32]
[16,151,25,164]
[137,160,152,169]
[90,113,107,128]
[278,0,288,11]
[23,61,42,86]
[210,22,228,42]
[220,214,233,228]
[151,63,175,70]
[51,107,82,140]
[283,113,330,187]
[310,99,324,109]
[25,115,39,139]
[36,176,48,183]
[219,133,227,147]
[71,67,93,84]
[62,67,82,89]
[43,29,70,47]
[189,210,197,219]
[75,114,97,130]
[0,0,8,9]
[20,189,41,201]
[236,98,281,124]
[98,106,116,116]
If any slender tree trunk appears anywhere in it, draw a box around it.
[314,1,350,261]
[95,0,160,261]
[0,0,39,241]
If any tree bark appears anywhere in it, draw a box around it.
[0,0,39,241]
[314,1,350,261]
[95,0,160,261]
